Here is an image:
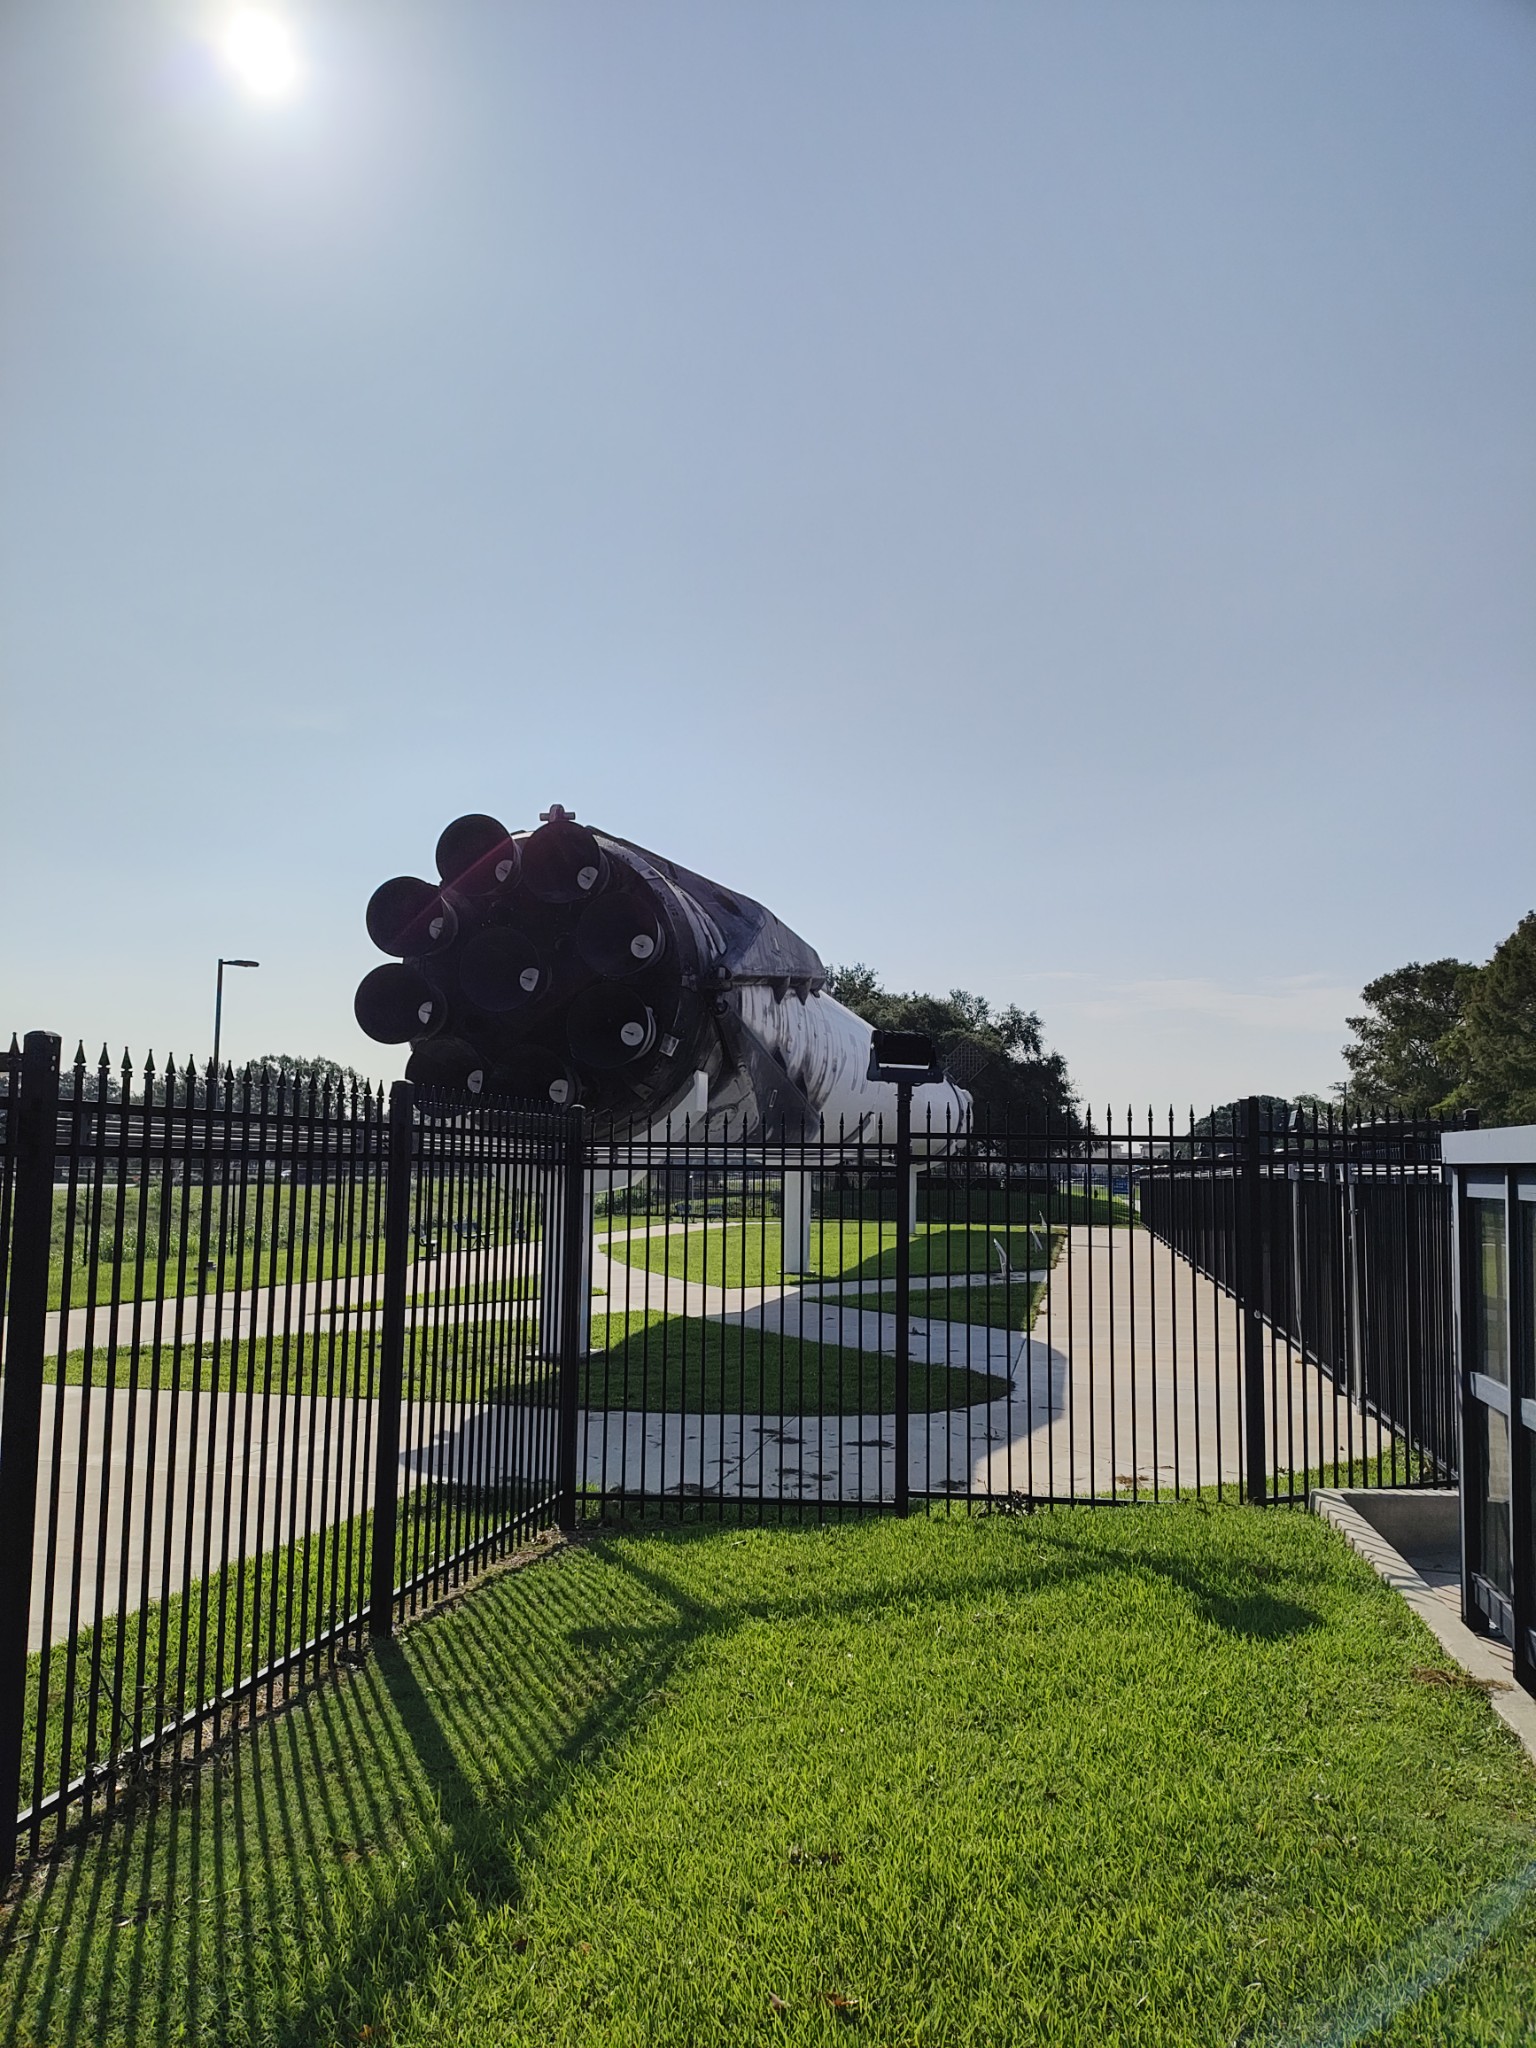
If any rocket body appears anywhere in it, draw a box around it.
[355,807,971,1148]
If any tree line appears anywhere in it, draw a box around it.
[1341,911,1536,1123]
[825,964,1080,1127]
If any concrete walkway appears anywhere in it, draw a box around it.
[580,1225,1370,1504]
[1313,1489,1536,1765]
[8,1241,545,1652]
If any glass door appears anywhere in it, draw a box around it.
[1461,1177,1535,1693]
[1464,1193,1513,1636]
[1516,1193,1535,1688]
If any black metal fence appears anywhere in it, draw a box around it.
[0,1034,583,1877]
[0,1034,1462,1878]
[574,1098,1457,1522]
[1137,1101,1457,1492]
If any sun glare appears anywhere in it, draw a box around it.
[219,8,304,100]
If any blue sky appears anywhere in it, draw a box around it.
[2,0,1532,1110]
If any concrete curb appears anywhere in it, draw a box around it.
[1312,1487,1536,1767]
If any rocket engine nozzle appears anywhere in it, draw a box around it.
[498,1043,577,1106]
[405,1036,486,1094]
[354,963,446,1044]
[365,876,459,958]
[457,926,546,1012]
[521,815,609,904]
[574,886,667,979]
[434,812,518,892]
[567,985,658,1070]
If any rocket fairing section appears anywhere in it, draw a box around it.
[355,805,971,1144]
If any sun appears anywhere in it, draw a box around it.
[218,8,304,101]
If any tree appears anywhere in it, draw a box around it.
[1171,1095,1295,1156]
[1340,959,1477,1115]
[1187,1095,1294,1137]
[246,1054,375,1110]
[1441,913,1536,1125]
[824,964,1079,1127]
[252,1053,370,1085]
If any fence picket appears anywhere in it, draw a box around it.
[0,1033,62,1878]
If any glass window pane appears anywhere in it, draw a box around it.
[1480,1405,1513,1596]
[1520,1202,1535,1403]
[1472,1198,1509,1386]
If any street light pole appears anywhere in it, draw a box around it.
[213,957,260,1077]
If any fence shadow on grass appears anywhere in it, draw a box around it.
[0,1509,1328,2047]
[0,1542,706,2048]
[1017,1519,1326,1643]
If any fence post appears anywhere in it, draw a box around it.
[369,1080,415,1638]
[893,1083,913,1517]
[1240,1094,1268,1506]
[556,1106,588,1533]
[0,1031,61,1878]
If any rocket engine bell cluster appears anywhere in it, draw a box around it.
[355,806,970,1142]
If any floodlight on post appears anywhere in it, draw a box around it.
[867,1031,944,1517]
[866,1032,946,1089]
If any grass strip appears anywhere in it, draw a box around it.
[42,1180,539,1312]
[43,1318,540,1396]
[861,1279,1046,1331]
[919,1185,1135,1227]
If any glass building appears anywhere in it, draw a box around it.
[1443,1126,1536,1698]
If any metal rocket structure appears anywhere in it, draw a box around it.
[354,806,969,1143]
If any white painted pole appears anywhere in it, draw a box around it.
[781,1170,813,1276]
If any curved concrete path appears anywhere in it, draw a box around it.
[580,1224,1368,1506]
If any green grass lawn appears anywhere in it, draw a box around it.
[602,1221,1054,1290]
[19,1501,377,1813]
[582,1313,1009,1415]
[862,1278,1046,1332]
[43,1183,388,1309]
[43,1295,1009,1412]
[3,1505,1532,2047]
